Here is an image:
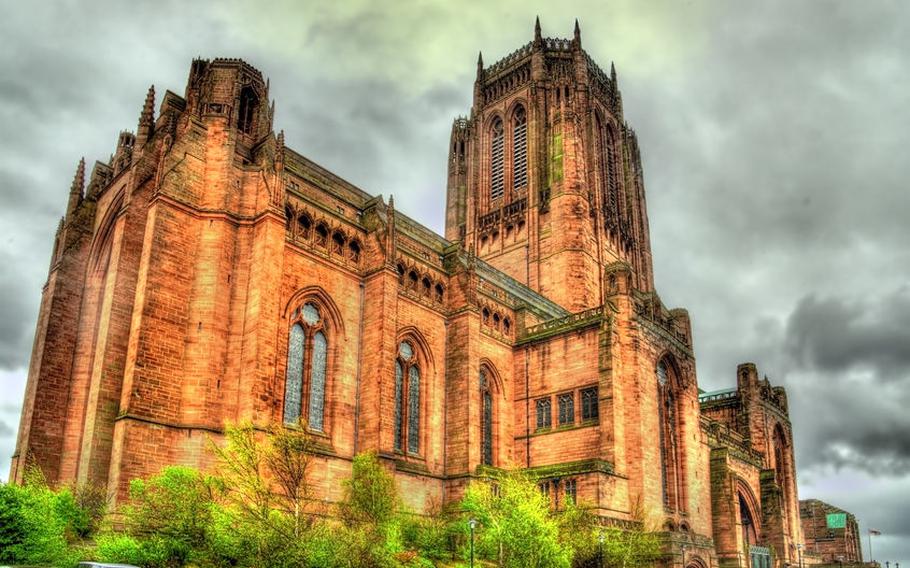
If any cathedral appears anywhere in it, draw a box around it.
[12,20,859,568]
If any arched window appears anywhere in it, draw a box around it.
[739,492,758,546]
[297,214,311,239]
[284,204,294,232]
[595,114,619,229]
[480,368,494,466]
[395,340,421,454]
[773,424,791,517]
[283,302,329,431]
[490,118,505,201]
[512,106,528,190]
[657,359,682,510]
[238,86,257,135]
[315,223,328,247]
[331,231,345,255]
[434,283,444,303]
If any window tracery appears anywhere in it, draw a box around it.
[395,340,421,455]
[536,397,551,430]
[657,358,683,511]
[283,302,330,431]
[558,392,574,426]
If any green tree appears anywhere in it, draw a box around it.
[207,421,317,567]
[341,451,398,526]
[460,470,572,568]
[120,465,221,567]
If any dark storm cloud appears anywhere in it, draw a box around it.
[786,289,910,380]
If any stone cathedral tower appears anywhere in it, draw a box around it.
[445,19,653,312]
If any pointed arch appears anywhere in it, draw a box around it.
[281,293,339,432]
[656,353,686,512]
[88,190,125,273]
[479,360,504,468]
[736,478,762,546]
[510,102,528,191]
[490,116,505,201]
[283,285,347,339]
[394,327,435,456]
[594,111,620,231]
[478,358,505,398]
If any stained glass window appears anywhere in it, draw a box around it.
[536,398,551,430]
[303,303,320,325]
[408,365,420,454]
[308,331,327,431]
[558,393,574,426]
[395,340,422,455]
[512,106,528,190]
[283,323,305,424]
[491,119,505,200]
[284,301,331,432]
[482,387,493,466]
[581,387,598,421]
[394,361,404,452]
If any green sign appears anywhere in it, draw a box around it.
[826,513,847,529]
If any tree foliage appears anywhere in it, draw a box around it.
[460,470,572,568]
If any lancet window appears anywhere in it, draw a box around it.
[283,302,329,431]
[657,359,683,510]
[491,118,505,201]
[395,340,421,454]
[480,368,495,466]
[512,106,528,190]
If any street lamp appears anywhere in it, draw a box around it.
[682,544,688,568]
[598,531,606,568]
[468,518,478,568]
[869,529,881,566]
[797,543,804,568]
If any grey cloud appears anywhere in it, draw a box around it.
[785,289,910,380]
[0,419,14,438]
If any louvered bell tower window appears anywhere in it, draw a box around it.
[512,106,528,190]
[491,118,505,201]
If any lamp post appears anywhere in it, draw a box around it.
[468,518,477,568]
[797,543,804,568]
[682,544,688,568]
[599,531,606,568]
[869,529,881,566]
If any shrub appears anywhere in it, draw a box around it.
[93,533,148,566]
[0,470,91,567]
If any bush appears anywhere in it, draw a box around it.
[94,533,148,566]
[0,470,93,567]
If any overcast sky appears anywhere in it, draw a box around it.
[1,0,907,562]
